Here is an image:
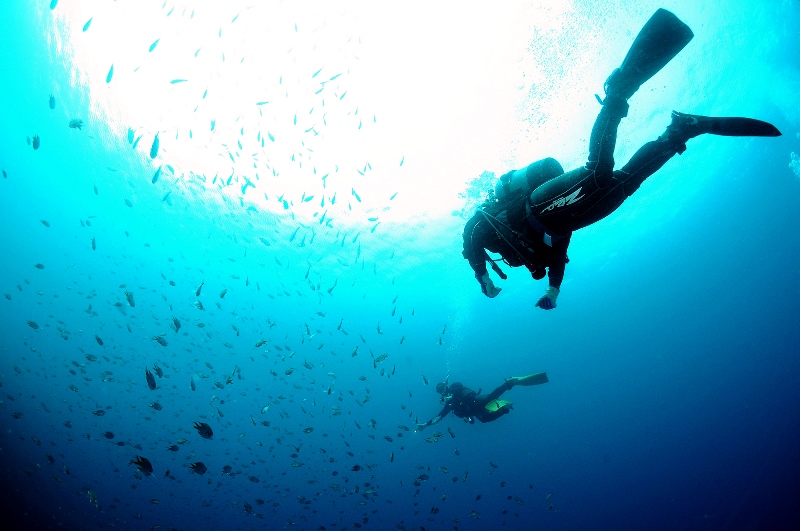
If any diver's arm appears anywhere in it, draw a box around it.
[418,405,451,431]
[536,236,570,310]
[462,217,489,277]
[463,217,501,297]
[548,235,570,288]
[547,261,565,290]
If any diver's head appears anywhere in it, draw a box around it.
[435,382,447,395]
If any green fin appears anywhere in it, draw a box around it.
[485,399,512,412]
[510,372,549,386]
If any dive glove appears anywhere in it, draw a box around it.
[476,273,501,298]
[535,286,559,310]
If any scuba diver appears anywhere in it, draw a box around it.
[462,9,782,310]
[416,373,549,430]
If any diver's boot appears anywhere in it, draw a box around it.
[661,111,782,153]
[506,372,549,387]
[600,9,694,104]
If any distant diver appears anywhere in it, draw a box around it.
[417,373,549,429]
[463,8,781,310]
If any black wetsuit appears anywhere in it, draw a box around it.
[427,381,513,425]
[463,97,688,284]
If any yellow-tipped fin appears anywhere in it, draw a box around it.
[485,399,513,412]
[509,372,549,386]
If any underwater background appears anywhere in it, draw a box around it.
[1,1,799,530]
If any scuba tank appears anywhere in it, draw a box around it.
[494,158,564,202]
[465,158,565,280]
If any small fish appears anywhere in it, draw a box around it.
[149,39,160,52]
[48,94,55,109]
[152,167,161,184]
[193,422,213,439]
[32,135,41,150]
[69,119,84,130]
[95,335,104,346]
[219,289,227,299]
[82,18,92,32]
[106,64,114,84]
[196,282,204,296]
[145,368,156,390]
[189,462,207,475]
[124,291,135,307]
[150,133,159,159]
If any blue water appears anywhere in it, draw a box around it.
[2,1,800,530]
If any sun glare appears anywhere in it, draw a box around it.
[46,1,616,230]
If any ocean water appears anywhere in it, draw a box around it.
[1,1,799,530]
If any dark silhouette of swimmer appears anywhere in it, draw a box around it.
[417,373,548,429]
[463,9,781,310]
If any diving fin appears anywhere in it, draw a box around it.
[605,9,694,101]
[485,399,513,412]
[507,372,549,386]
[669,111,782,138]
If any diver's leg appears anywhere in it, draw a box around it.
[585,96,629,187]
[549,128,687,227]
[525,90,630,234]
[615,111,781,196]
[529,121,681,233]
[476,409,510,423]
[529,110,780,233]
[484,382,513,402]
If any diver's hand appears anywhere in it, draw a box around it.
[535,287,559,310]
[476,273,501,298]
